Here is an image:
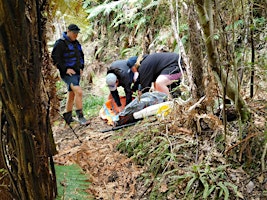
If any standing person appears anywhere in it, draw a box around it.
[127,52,183,97]
[106,60,136,113]
[51,24,88,125]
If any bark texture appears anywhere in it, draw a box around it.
[188,3,205,99]
[0,0,57,199]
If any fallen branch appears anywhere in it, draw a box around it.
[225,132,259,154]
[187,95,206,112]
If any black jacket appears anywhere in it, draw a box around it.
[138,52,182,92]
[51,32,84,77]
[107,60,134,107]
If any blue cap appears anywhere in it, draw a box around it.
[127,56,138,68]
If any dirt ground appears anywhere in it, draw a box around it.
[51,63,149,199]
[52,114,146,200]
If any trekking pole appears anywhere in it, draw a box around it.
[65,122,83,144]
[57,111,83,144]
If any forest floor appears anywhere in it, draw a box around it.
[51,69,267,200]
[52,73,148,200]
[52,116,142,199]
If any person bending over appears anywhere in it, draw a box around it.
[127,52,183,97]
[106,60,135,113]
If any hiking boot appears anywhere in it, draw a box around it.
[63,111,74,125]
[76,109,88,125]
[78,116,87,125]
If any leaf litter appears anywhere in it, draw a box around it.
[53,117,145,199]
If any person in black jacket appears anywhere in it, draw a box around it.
[127,52,183,97]
[51,24,88,125]
[106,60,135,113]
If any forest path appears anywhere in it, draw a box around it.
[52,113,145,200]
[51,62,147,199]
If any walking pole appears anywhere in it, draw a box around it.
[65,121,83,144]
[57,111,83,144]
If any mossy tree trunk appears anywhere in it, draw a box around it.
[0,0,57,199]
[188,3,205,99]
[193,0,250,122]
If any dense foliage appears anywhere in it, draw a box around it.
[47,0,266,199]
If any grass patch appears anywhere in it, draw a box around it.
[83,94,106,117]
[55,164,93,200]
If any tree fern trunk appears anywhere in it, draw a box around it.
[0,0,57,199]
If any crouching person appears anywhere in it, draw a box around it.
[106,60,135,113]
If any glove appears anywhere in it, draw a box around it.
[133,72,139,82]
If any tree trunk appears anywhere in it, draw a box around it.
[0,0,57,199]
[188,3,205,99]
[193,0,250,122]
[168,0,193,90]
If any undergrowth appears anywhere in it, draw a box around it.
[83,94,105,117]
[116,116,265,199]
